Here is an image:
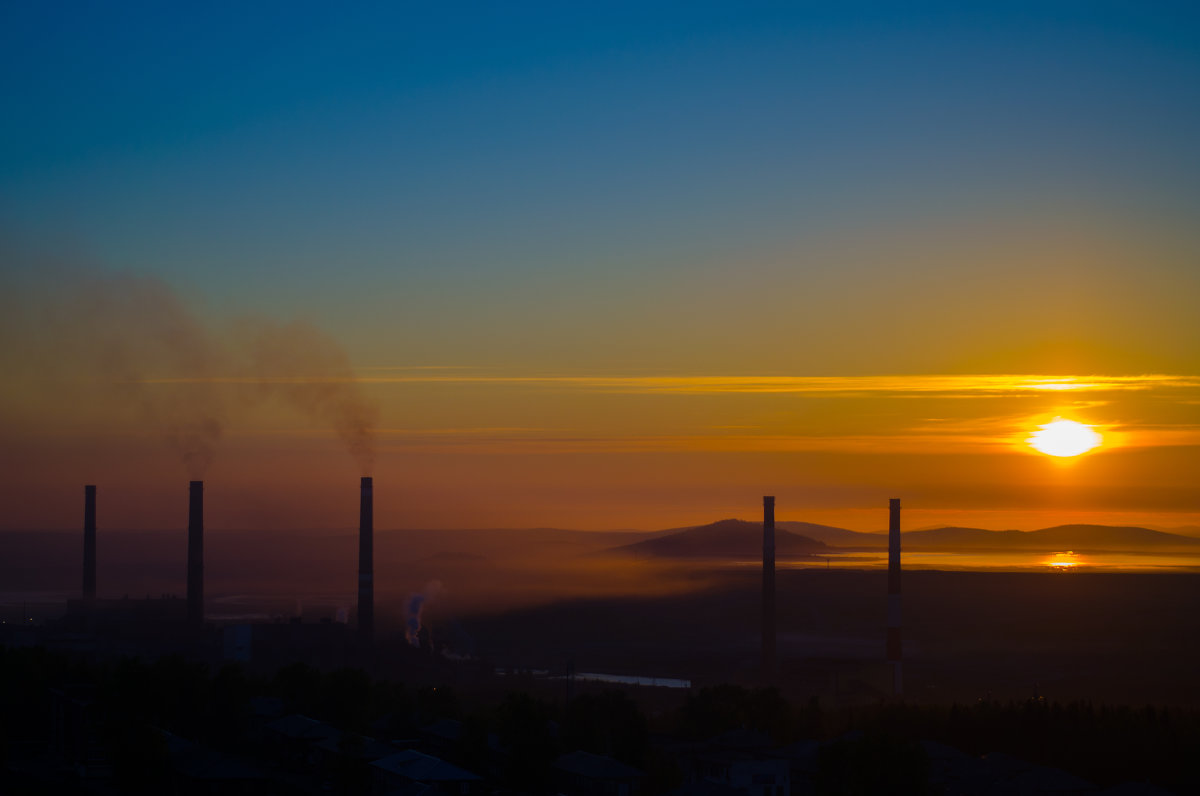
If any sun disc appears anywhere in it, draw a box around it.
[1028,418,1102,457]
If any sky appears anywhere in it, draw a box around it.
[2,2,1199,533]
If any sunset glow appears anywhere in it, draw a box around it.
[9,9,1200,782]
[2,4,1200,535]
[1045,551,1082,571]
[1028,419,1104,458]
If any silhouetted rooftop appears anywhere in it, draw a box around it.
[554,749,645,780]
[372,749,482,782]
[263,713,340,742]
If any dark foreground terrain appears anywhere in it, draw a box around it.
[4,642,1199,795]
[457,569,1200,708]
[4,568,1200,793]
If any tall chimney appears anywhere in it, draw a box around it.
[82,485,97,602]
[357,476,374,643]
[187,480,204,627]
[887,498,902,696]
[762,495,776,682]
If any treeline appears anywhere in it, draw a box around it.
[867,697,1198,788]
[3,645,1197,794]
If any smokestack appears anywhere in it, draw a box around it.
[887,498,902,696]
[82,485,97,602]
[762,495,776,682]
[187,480,204,627]
[357,476,374,643]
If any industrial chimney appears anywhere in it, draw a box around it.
[762,495,776,682]
[357,476,374,643]
[187,480,204,627]
[82,485,97,602]
[887,498,902,696]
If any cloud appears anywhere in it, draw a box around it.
[316,372,1200,396]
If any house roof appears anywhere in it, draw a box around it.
[422,717,463,741]
[382,783,434,796]
[263,713,340,742]
[421,717,503,752]
[663,780,744,796]
[983,752,1095,793]
[163,732,267,781]
[707,728,775,750]
[313,732,398,761]
[372,749,482,782]
[774,739,821,771]
[249,696,286,718]
[1099,783,1178,796]
[555,750,646,781]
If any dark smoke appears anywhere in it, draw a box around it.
[233,318,378,475]
[0,263,377,475]
[35,269,226,477]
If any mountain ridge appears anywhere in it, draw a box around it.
[608,518,828,559]
[605,520,1200,558]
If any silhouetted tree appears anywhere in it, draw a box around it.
[456,712,494,776]
[795,695,824,739]
[677,684,792,742]
[815,731,930,795]
[318,667,372,731]
[413,683,459,726]
[331,731,371,795]
[494,691,559,794]
[562,690,648,766]
[207,662,255,748]
[107,722,171,795]
[272,660,323,715]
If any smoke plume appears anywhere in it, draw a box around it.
[0,262,377,475]
[233,318,378,475]
[405,580,443,647]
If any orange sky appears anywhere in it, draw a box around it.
[3,343,1198,533]
[5,5,1200,537]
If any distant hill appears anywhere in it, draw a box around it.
[777,521,885,548]
[609,520,1200,558]
[608,519,828,559]
[1159,525,1200,539]
[1027,524,1200,550]
[900,526,1023,548]
[903,524,1200,551]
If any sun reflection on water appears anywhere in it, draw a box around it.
[1045,551,1081,571]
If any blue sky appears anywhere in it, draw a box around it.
[5,3,1198,364]
[3,3,1200,530]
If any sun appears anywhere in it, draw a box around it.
[1028,418,1103,457]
